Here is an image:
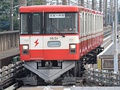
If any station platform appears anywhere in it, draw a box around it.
[0,48,19,68]
[97,37,120,70]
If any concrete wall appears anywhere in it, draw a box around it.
[0,31,19,52]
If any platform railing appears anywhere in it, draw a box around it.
[85,68,120,86]
[0,56,24,89]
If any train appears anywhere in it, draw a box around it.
[19,5,104,85]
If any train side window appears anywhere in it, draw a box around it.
[83,12,85,36]
[90,13,92,34]
[99,15,100,31]
[90,14,92,34]
[87,13,88,35]
[85,13,87,36]
[95,15,96,34]
[93,14,95,34]
[86,13,87,35]
[80,12,82,37]
[88,12,90,35]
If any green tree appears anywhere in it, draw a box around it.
[34,0,42,5]
[0,0,19,31]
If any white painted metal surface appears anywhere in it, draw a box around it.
[114,0,118,73]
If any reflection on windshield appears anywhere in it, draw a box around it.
[45,13,78,34]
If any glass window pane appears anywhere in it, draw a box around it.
[21,14,28,34]
[45,13,78,34]
[32,14,42,34]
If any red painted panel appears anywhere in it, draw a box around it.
[20,44,80,61]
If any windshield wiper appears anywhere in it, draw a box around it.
[52,25,65,37]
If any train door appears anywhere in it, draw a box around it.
[29,13,44,59]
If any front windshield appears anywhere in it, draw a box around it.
[20,13,42,34]
[45,13,78,34]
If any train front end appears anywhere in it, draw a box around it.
[19,5,80,82]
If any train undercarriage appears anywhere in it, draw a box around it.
[18,46,104,85]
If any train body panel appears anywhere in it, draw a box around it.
[20,35,80,60]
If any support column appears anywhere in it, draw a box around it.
[87,0,89,8]
[62,0,67,5]
[110,0,113,25]
[10,0,13,31]
[99,0,102,11]
[114,0,118,73]
[81,0,84,6]
[92,0,95,10]
[78,0,81,6]
[104,0,108,26]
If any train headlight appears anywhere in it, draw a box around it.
[69,44,76,54]
[70,45,76,49]
[22,45,29,54]
[23,45,28,50]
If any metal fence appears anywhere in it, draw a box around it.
[0,56,24,89]
[85,68,120,86]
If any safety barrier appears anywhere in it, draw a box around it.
[103,25,120,38]
[85,68,120,86]
[0,31,19,52]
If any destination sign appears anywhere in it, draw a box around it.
[49,13,65,18]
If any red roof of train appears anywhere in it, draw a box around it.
[19,5,102,15]
[19,5,83,13]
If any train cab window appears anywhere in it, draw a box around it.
[21,14,28,34]
[32,14,42,34]
[20,13,42,34]
[45,13,78,34]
